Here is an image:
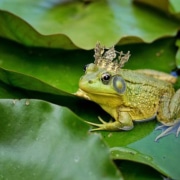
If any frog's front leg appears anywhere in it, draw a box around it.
[85,111,134,131]
[156,89,180,141]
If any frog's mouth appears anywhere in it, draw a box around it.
[79,88,120,97]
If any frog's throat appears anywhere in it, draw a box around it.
[94,42,131,73]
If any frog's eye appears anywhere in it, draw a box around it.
[112,75,126,94]
[101,72,111,85]
[83,64,89,72]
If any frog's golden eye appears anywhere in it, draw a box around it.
[112,75,126,94]
[101,72,111,85]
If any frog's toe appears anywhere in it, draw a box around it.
[155,120,180,142]
[98,116,108,124]
[84,118,109,131]
[85,116,128,131]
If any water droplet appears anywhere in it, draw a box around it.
[108,133,112,138]
[25,100,30,106]
[143,155,152,161]
[12,99,16,105]
[156,49,164,57]
[74,156,80,163]
[115,153,120,157]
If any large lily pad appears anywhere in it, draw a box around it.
[0,99,122,180]
[0,0,179,49]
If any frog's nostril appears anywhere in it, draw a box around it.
[88,80,93,84]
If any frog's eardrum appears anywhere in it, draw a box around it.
[112,75,126,94]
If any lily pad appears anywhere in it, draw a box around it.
[106,125,180,179]
[134,0,180,18]
[115,161,162,180]
[0,99,122,180]
[0,0,179,49]
[0,10,77,49]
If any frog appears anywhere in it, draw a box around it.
[75,42,180,141]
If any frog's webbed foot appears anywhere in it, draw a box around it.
[85,116,133,131]
[155,120,180,142]
[85,117,111,131]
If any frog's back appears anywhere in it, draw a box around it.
[119,69,173,91]
[118,69,174,120]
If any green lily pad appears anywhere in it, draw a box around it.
[115,161,162,180]
[0,99,122,180]
[106,125,180,179]
[134,0,180,18]
[0,10,77,49]
[0,0,179,49]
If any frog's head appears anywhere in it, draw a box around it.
[78,42,130,99]
[79,63,127,96]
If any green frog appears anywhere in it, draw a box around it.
[75,42,180,141]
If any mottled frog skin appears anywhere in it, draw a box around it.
[75,43,180,141]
